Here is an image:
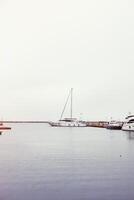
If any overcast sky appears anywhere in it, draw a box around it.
[0,0,134,121]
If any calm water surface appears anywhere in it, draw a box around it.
[0,124,134,200]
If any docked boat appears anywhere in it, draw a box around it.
[122,115,134,131]
[49,88,87,127]
[0,122,11,134]
[50,118,86,127]
[106,121,123,130]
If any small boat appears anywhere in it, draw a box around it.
[122,115,134,131]
[0,122,11,135]
[49,88,87,127]
[106,120,123,130]
[0,123,11,130]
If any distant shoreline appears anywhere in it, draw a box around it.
[0,120,109,128]
[0,121,49,123]
[1,120,124,129]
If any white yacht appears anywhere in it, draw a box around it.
[122,115,134,131]
[49,88,87,127]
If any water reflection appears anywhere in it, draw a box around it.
[127,131,134,140]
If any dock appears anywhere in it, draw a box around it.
[86,121,108,128]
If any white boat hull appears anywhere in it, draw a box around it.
[49,121,87,127]
[122,123,134,131]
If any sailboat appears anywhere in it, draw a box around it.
[49,88,87,127]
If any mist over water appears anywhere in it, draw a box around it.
[0,124,134,200]
[1,0,134,120]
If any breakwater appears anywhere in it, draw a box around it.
[1,120,123,129]
[0,121,49,123]
[1,120,108,128]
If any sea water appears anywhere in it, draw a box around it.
[0,123,134,200]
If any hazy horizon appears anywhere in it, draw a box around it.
[0,0,134,121]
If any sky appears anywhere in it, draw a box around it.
[0,0,134,121]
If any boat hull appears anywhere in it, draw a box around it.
[107,126,122,130]
[49,122,87,127]
[106,121,123,130]
[0,127,11,130]
[122,123,134,131]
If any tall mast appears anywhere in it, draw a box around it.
[60,88,73,120]
[60,90,71,120]
[71,88,73,119]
